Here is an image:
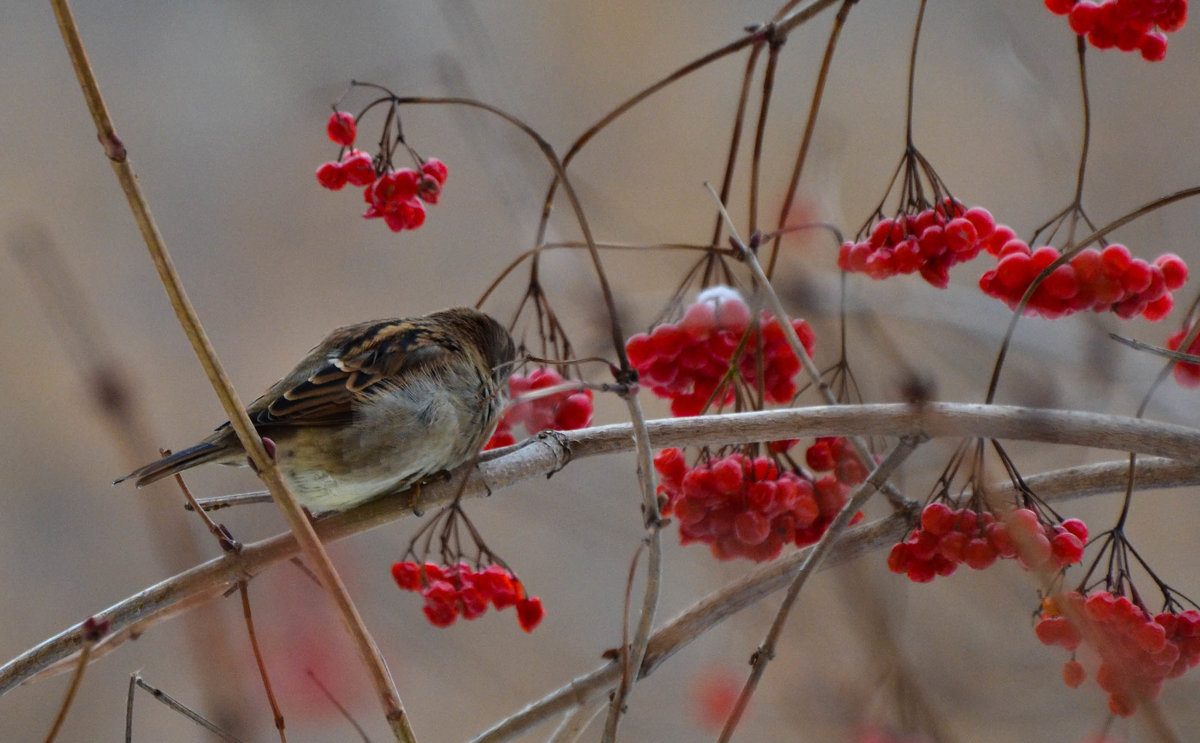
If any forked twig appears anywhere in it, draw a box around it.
[125,675,246,743]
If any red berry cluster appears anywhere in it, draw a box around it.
[838,202,1002,289]
[625,287,817,417]
[1036,591,1200,716]
[315,111,448,233]
[1166,325,1200,387]
[888,504,1088,583]
[484,368,594,449]
[979,241,1187,321]
[1045,0,1187,61]
[654,448,856,563]
[390,561,545,632]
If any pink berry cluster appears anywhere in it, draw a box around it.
[654,448,857,563]
[625,287,817,417]
[484,368,594,450]
[391,561,545,632]
[1045,0,1187,61]
[315,111,448,233]
[1036,591,1200,716]
[1166,325,1200,387]
[838,202,1003,289]
[979,241,1187,321]
[888,504,1088,583]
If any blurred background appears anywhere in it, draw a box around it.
[2,1,1200,741]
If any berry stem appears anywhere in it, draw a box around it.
[765,0,857,278]
[903,0,928,151]
[1069,34,1092,246]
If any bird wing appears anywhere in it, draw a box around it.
[242,319,460,428]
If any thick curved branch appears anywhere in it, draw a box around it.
[4,402,1200,695]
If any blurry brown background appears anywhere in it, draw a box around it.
[2,2,1199,741]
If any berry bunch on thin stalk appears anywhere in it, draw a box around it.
[1035,525,1200,717]
[887,440,1090,583]
[484,366,594,450]
[391,502,544,632]
[1044,0,1187,61]
[315,83,448,233]
[838,145,1008,290]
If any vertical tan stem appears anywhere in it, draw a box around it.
[48,2,415,739]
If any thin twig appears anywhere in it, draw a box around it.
[307,670,373,743]
[717,437,920,742]
[41,639,90,743]
[48,2,415,739]
[600,395,663,743]
[1109,333,1200,365]
[239,583,287,743]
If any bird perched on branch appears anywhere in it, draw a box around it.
[116,306,516,513]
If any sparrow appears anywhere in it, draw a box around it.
[115,306,517,513]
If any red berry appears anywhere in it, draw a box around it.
[555,392,593,430]
[963,538,998,570]
[919,502,956,536]
[625,333,655,367]
[711,458,744,495]
[1140,30,1168,61]
[373,170,421,204]
[1143,294,1174,322]
[316,161,348,190]
[418,176,443,205]
[1059,518,1089,542]
[391,561,422,591]
[1102,244,1133,273]
[459,586,488,620]
[1043,264,1078,300]
[805,440,836,472]
[906,559,937,583]
[342,151,377,186]
[326,111,357,146]
[733,511,771,546]
[938,531,968,563]
[516,597,545,632]
[1063,660,1087,688]
[1156,253,1188,290]
[1035,616,1082,651]
[1051,531,1085,564]
[421,158,449,185]
[1121,259,1153,294]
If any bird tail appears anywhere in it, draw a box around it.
[113,441,228,487]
